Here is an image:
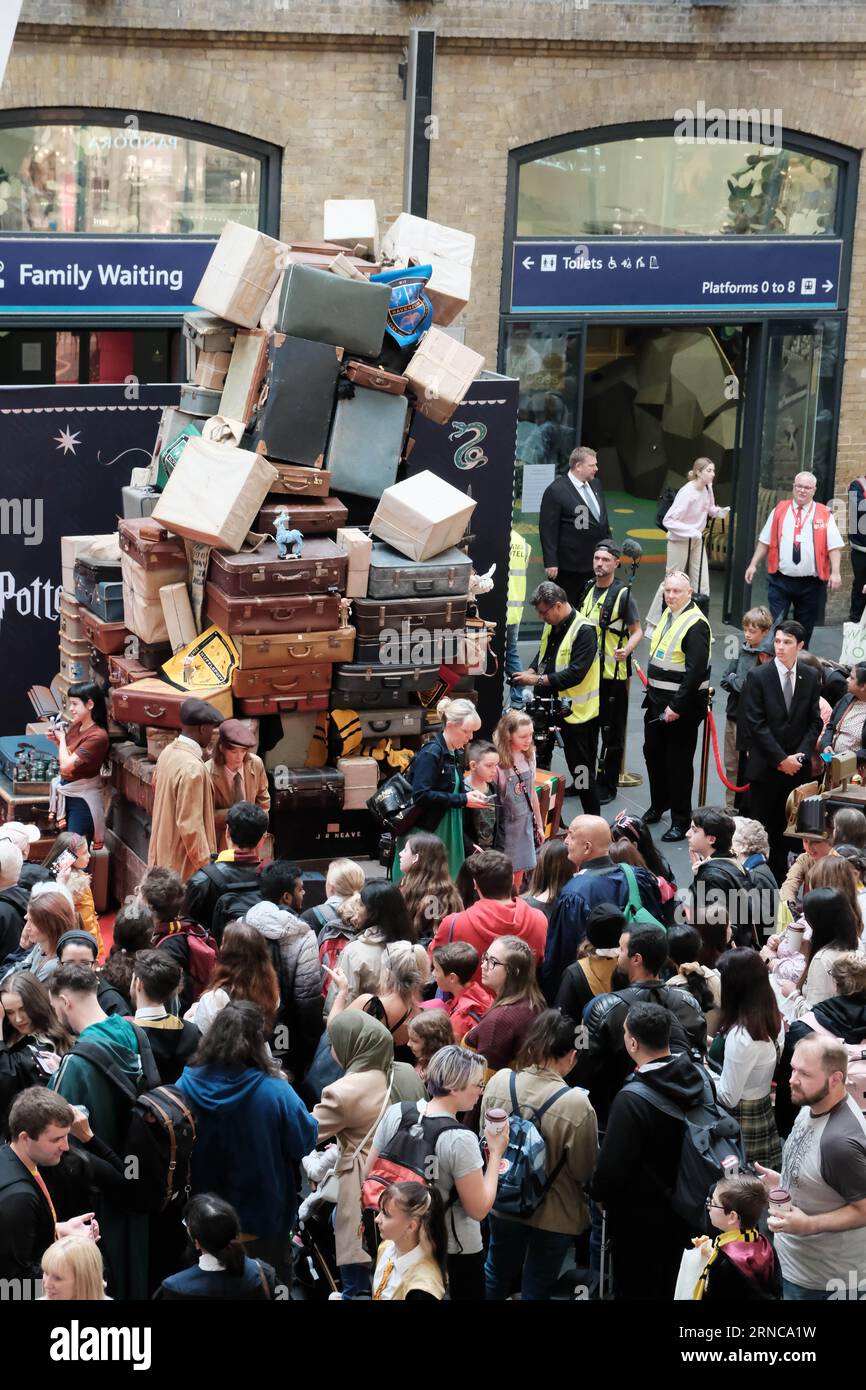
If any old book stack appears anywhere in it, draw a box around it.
[55,203,486,881]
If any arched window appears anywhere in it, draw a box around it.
[516,126,843,239]
[0,109,280,236]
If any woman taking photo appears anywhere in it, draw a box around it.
[46,681,110,845]
[368,1044,508,1302]
[372,1181,448,1301]
[397,832,463,944]
[520,838,574,924]
[313,1012,424,1299]
[158,1193,277,1300]
[645,457,729,632]
[482,1009,598,1301]
[493,710,544,890]
[0,971,71,1130]
[189,921,280,1038]
[336,881,428,1003]
[464,935,545,1078]
[393,696,485,884]
[713,948,784,1169]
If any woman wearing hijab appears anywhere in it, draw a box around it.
[312,1012,424,1299]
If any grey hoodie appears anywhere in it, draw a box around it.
[245,900,323,1079]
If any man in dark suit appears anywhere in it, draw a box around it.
[539,445,611,607]
[741,619,823,881]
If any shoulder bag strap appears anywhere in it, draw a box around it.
[256,1260,272,1299]
[447,912,459,944]
[347,1075,395,1166]
[619,862,643,917]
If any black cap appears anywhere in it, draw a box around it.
[594,540,621,559]
[57,930,99,958]
[180,698,224,727]
[586,902,626,949]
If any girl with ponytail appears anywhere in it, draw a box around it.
[372,1181,447,1300]
[158,1193,277,1299]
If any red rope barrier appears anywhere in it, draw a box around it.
[633,662,749,794]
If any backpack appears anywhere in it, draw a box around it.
[156,920,218,1003]
[627,1068,746,1230]
[620,862,665,930]
[694,860,762,947]
[656,487,676,531]
[489,1070,571,1219]
[361,1100,464,1212]
[70,1022,197,1215]
[211,883,263,943]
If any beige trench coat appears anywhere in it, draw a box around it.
[313,1070,392,1267]
[148,738,217,880]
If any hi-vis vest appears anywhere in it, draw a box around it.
[507,530,531,625]
[579,581,630,682]
[539,612,600,723]
[647,601,712,698]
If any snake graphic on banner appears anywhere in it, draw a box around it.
[450,420,489,470]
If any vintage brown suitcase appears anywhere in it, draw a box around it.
[207,539,348,600]
[235,691,329,716]
[146,726,176,761]
[344,360,408,395]
[111,679,229,730]
[232,662,332,699]
[108,653,152,688]
[235,627,356,670]
[203,584,342,636]
[253,498,348,538]
[332,662,440,707]
[272,767,344,813]
[119,518,189,646]
[219,327,269,426]
[267,464,332,498]
[104,827,147,902]
[352,595,469,637]
[133,639,173,672]
[80,611,128,656]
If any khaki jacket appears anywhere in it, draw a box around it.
[205,753,270,847]
[314,1070,392,1266]
[148,739,216,881]
[481,1065,598,1235]
[780,848,838,905]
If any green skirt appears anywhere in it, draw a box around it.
[391,805,466,884]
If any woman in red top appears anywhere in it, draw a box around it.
[464,935,544,1081]
[46,682,110,846]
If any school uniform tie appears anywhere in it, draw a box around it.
[233,770,244,802]
[783,669,794,714]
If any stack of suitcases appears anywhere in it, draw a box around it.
[53,200,490,888]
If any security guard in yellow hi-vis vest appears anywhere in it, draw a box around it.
[577,540,643,805]
[506,529,532,709]
[512,579,601,815]
[643,569,712,842]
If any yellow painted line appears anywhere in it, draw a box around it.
[628,528,668,540]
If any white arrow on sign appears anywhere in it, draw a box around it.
[823,280,834,292]
[522,256,535,270]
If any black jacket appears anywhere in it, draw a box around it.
[690,856,771,947]
[185,858,263,941]
[538,473,611,572]
[819,692,866,767]
[573,977,708,1125]
[530,607,598,694]
[158,1256,276,1300]
[789,994,866,1048]
[135,1015,201,1085]
[741,660,823,780]
[19,864,50,893]
[0,1038,46,1136]
[407,734,466,834]
[0,885,29,967]
[0,1143,55,1281]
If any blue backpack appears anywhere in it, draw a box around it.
[488,1071,571,1219]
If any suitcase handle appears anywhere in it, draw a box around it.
[287,643,312,658]
[271,609,300,622]
[275,571,311,583]
[368,720,392,732]
[271,679,300,691]
[412,580,435,592]
[143,704,167,718]
[283,480,320,493]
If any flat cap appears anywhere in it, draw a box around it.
[218,718,256,749]
[179,698,225,727]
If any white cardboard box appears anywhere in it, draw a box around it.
[382,212,475,268]
[370,470,476,562]
[426,256,471,327]
[152,438,277,551]
[159,582,198,653]
[336,526,373,598]
[405,327,485,425]
[323,199,379,260]
[193,221,287,330]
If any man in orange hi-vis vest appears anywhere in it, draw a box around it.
[745,471,844,646]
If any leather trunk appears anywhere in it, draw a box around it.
[232,662,333,699]
[344,359,407,395]
[235,627,356,670]
[107,792,152,863]
[272,807,378,861]
[235,691,329,716]
[111,678,228,730]
[81,610,128,655]
[272,767,344,814]
[324,387,408,500]
[366,543,472,600]
[74,573,124,622]
[332,662,440,707]
[267,463,332,498]
[108,653,152,688]
[242,333,342,467]
[109,742,156,816]
[275,263,389,356]
[253,498,348,537]
[204,583,342,636]
[207,539,348,599]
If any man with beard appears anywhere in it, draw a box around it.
[757,1035,866,1300]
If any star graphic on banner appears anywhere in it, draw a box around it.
[53,425,82,456]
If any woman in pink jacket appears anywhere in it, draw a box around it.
[646,457,729,633]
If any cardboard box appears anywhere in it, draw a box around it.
[405,327,485,425]
[61,535,120,597]
[336,526,373,598]
[382,212,475,268]
[152,438,277,551]
[323,199,379,260]
[370,470,476,563]
[192,221,287,330]
[183,312,236,354]
[194,349,232,390]
[159,583,198,654]
[337,755,379,811]
[426,256,471,327]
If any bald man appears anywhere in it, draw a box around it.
[539,814,662,999]
[746,472,844,646]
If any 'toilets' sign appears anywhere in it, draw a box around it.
[0,237,216,315]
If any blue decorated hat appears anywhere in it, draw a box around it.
[371,263,433,347]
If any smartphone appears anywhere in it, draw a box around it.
[54,850,75,873]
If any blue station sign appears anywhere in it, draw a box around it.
[510,238,844,315]
[0,237,217,316]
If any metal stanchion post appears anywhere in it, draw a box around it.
[697,686,715,806]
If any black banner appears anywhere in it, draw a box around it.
[0,383,179,735]
[405,371,518,734]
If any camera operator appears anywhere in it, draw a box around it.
[577,541,644,806]
[512,581,601,815]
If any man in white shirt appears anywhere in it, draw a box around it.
[745,472,844,645]
[538,446,612,607]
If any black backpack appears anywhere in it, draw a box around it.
[361,1101,464,1212]
[70,1023,197,1215]
[210,879,263,943]
[656,487,676,531]
[626,1068,746,1230]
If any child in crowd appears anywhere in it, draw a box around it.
[428,941,493,1043]
[462,740,500,858]
[719,606,772,808]
[407,1010,455,1081]
[694,1175,781,1301]
[371,1181,447,1301]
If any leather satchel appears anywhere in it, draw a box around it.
[344,360,408,396]
[367,770,424,835]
